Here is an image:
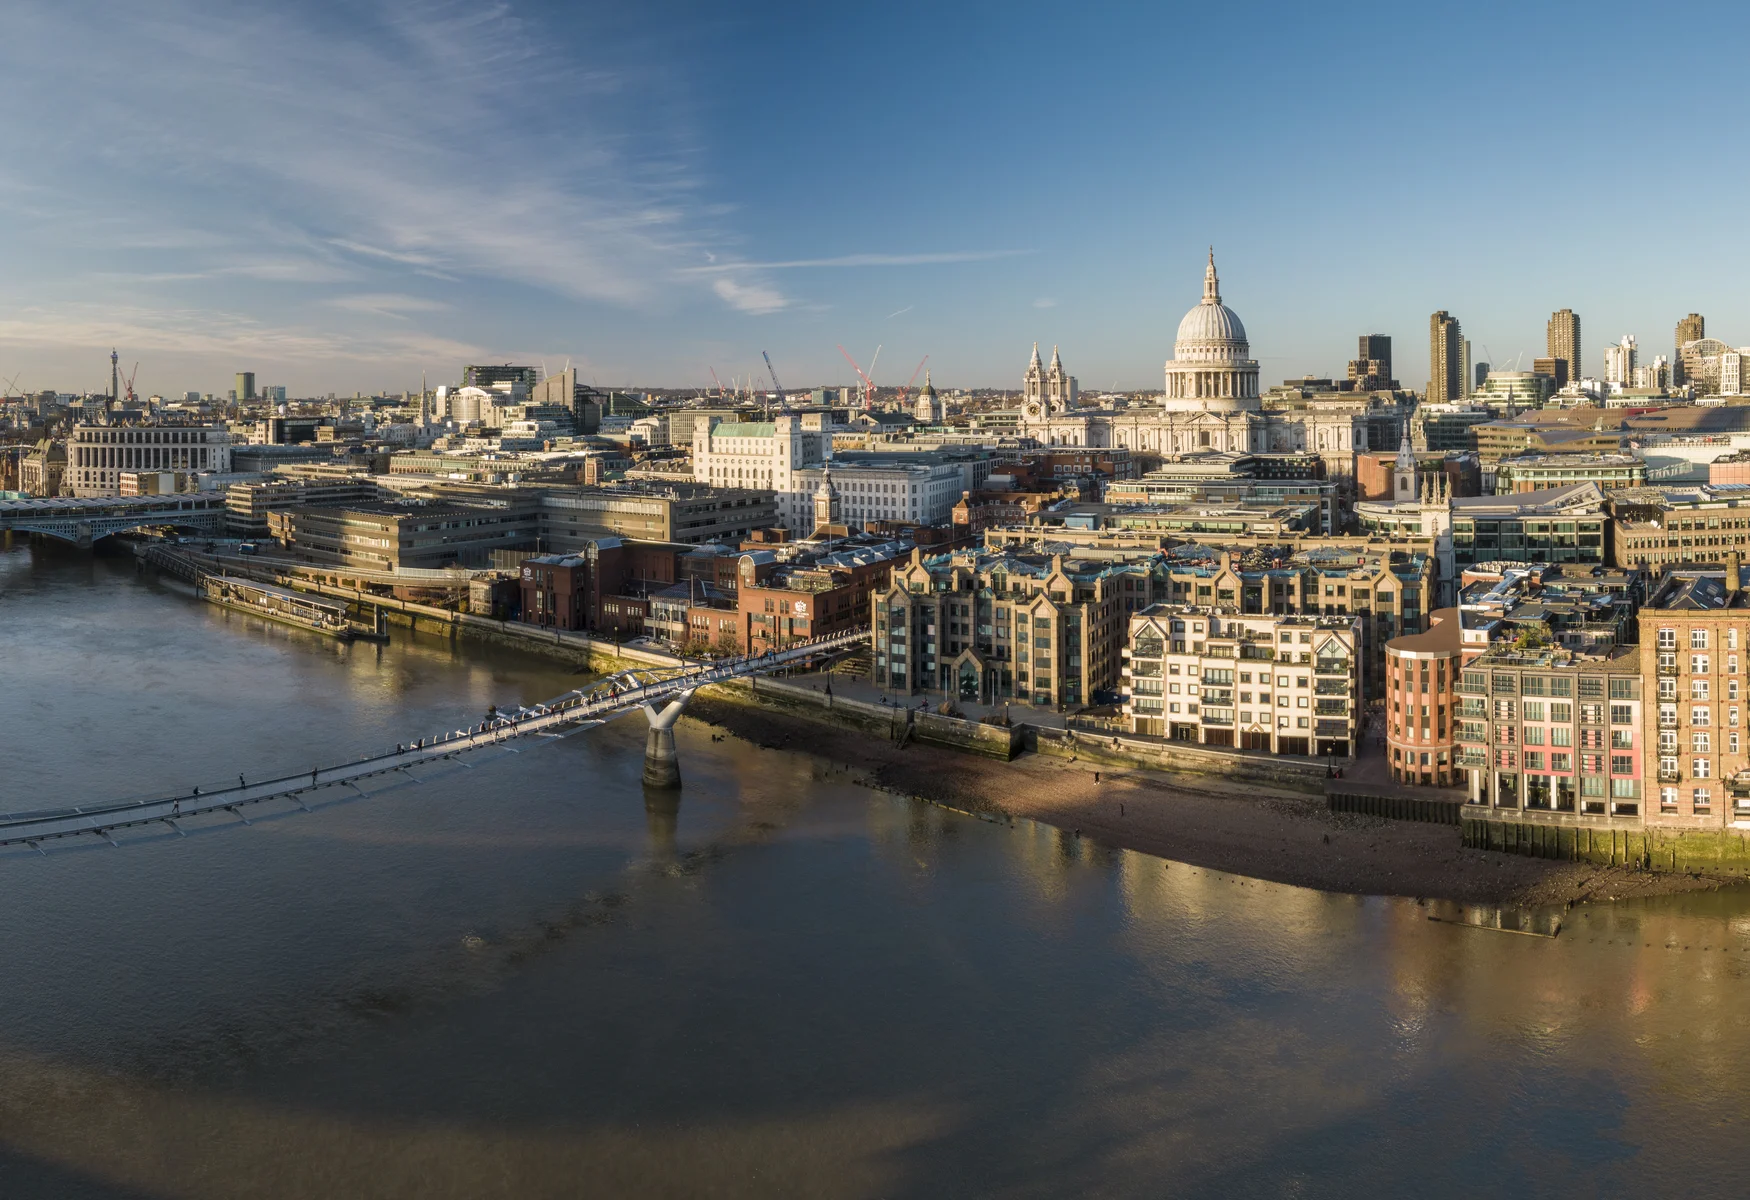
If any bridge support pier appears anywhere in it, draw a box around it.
[641,690,693,789]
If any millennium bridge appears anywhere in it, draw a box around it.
[0,494,227,547]
[0,628,867,853]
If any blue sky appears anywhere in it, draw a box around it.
[3,0,1749,398]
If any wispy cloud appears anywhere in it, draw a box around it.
[683,250,1031,274]
[327,293,452,320]
[0,0,779,366]
[0,303,482,364]
[712,278,789,316]
[886,305,914,319]
[1033,297,1058,308]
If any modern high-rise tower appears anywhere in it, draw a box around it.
[1547,309,1581,386]
[1358,334,1392,383]
[1675,314,1705,384]
[1428,312,1462,404]
[235,371,256,402]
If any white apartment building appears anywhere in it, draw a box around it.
[67,423,233,498]
[1122,605,1362,758]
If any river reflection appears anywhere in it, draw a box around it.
[4,543,1750,1198]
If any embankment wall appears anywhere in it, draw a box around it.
[1463,817,1750,875]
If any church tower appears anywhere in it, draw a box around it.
[812,463,842,536]
[1393,425,1417,501]
[1045,346,1077,412]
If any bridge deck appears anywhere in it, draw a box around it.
[0,629,866,851]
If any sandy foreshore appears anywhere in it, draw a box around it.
[687,693,1733,908]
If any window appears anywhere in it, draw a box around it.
[1611,755,1633,776]
[1522,725,1545,745]
[1610,704,1632,725]
[1692,629,1711,650]
[1694,787,1712,808]
[1661,786,1679,810]
[1551,726,1572,747]
[1692,655,1710,675]
[1694,680,1712,701]
[1694,731,1712,752]
[1657,628,1677,650]
[1694,758,1712,779]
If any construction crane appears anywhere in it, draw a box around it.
[708,367,726,398]
[2,372,22,398]
[897,355,930,405]
[837,345,871,408]
[761,351,786,417]
[121,362,139,405]
[836,343,882,408]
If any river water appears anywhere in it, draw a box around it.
[4,544,1750,1198]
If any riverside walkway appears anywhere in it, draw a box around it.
[0,629,867,852]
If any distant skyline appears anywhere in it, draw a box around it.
[4,0,1750,397]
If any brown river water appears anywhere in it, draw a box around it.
[3,544,1750,1198]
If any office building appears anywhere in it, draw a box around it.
[1547,309,1581,388]
[1449,484,1608,567]
[1533,357,1570,388]
[66,422,233,498]
[1675,314,1706,384]
[271,500,540,570]
[539,484,777,549]
[463,364,540,391]
[1358,335,1392,384]
[234,372,256,403]
[1429,312,1462,405]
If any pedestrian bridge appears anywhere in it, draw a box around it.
[0,494,227,547]
[0,628,868,852]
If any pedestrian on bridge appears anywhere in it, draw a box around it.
[239,774,246,789]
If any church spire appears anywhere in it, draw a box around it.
[1203,248,1221,304]
[1030,341,1043,368]
[1396,422,1415,471]
[1049,344,1062,371]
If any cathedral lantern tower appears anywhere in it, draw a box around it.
[1162,250,1260,412]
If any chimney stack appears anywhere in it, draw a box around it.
[1729,551,1741,593]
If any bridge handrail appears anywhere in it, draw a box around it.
[0,626,868,842]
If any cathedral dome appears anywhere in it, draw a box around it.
[1175,299,1247,349]
[1161,250,1261,413]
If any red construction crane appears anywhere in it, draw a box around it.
[121,362,139,405]
[897,355,929,405]
[837,345,873,408]
[708,367,726,398]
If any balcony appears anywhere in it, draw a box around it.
[1658,713,1678,728]
[1658,768,1681,783]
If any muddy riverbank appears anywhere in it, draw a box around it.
[687,693,1731,907]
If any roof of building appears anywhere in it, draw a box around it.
[1645,570,1750,610]
[709,422,776,438]
[1448,482,1606,515]
[1386,608,1465,655]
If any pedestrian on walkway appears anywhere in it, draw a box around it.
[239,774,246,788]
[312,768,319,785]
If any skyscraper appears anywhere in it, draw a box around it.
[1428,312,1462,405]
[1675,313,1705,384]
[1547,309,1581,386]
[1604,335,1637,385]
[234,371,256,402]
[1461,339,1473,399]
[1358,335,1392,383]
